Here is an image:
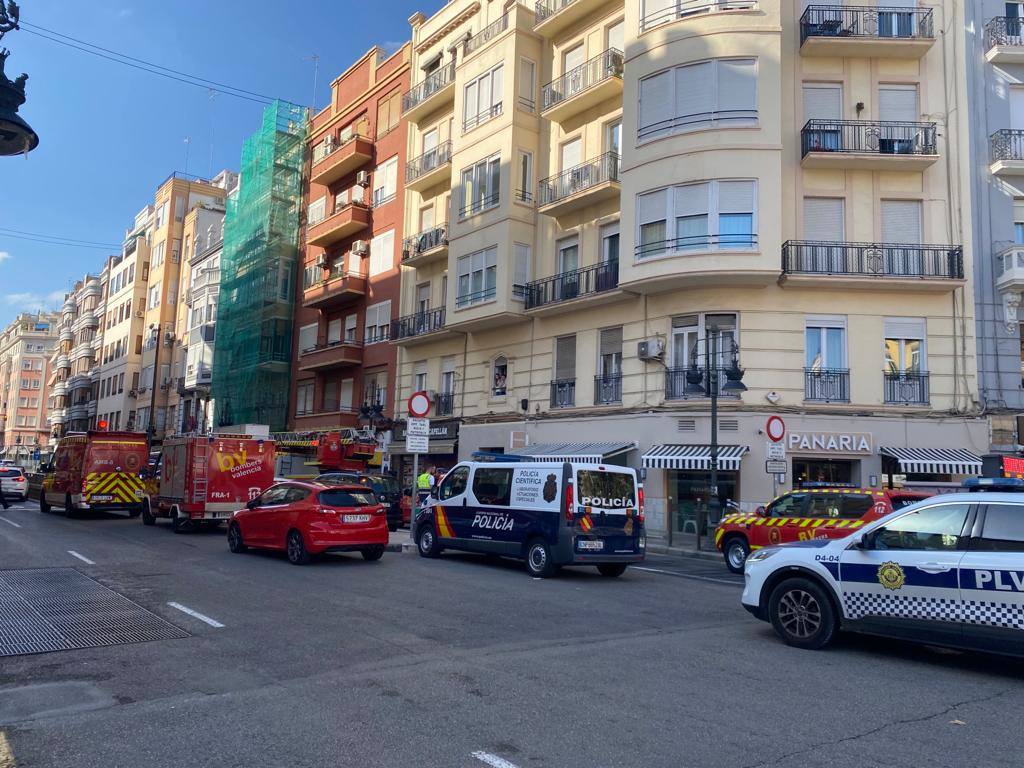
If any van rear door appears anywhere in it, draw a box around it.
[85,435,147,504]
[574,467,641,555]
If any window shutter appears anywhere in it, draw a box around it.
[599,327,623,357]
[514,244,531,286]
[803,198,845,241]
[491,65,503,108]
[607,20,625,51]
[881,200,922,243]
[717,59,757,117]
[718,181,755,213]
[518,59,534,103]
[298,323,317,352]
[555,336,576,379]
[638,189,668,224]
[802,85,842,121]
[327,319,341,344]
[879,87,918,122]
[340,380,354,409]
[676,62,713,128]
[883,318,926,339]
[639,71,673,139]
[675,183,709,217]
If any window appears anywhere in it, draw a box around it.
[344,314,357,342]
[880,199,922,244]
[636,180,756,259]
[369,229,394,276]
[303,264,319,289]
[364,301,391,344]
[414,361,427,393]
[607,18,625,51]
[768,492,807,517]
[560,136,581,173]
[641,0,754,31]
[364,372,385,406]
[518,58,536,111]
[472,467,514,506]
[327,318,342,344]
[974,504,1024,552]
[599,327,623,377]
[439,466,470,500]
[884,318,926,374]
[460,154,501,216]
[308,197,326,225]
[295,381,314,416]
[803,197,845,241]
[463,64,503,131]
[516,150,533,203]
[148,282,161,309]
[638,58,757,142]
[152,241,166,267]
[805,315,846,370]
[606,120,622,157]
[376,90,402,137]
[555,335,576,381]
[513,243,532,296]
[372,157,398,207]
[441,357,456,395]
[492,356,507,396]
[318,489,378,508]
[870,504,969,551]
[298,323,317,353]
[601,222,620,263]
[557,237,579,275]
[456,246,498,306]
[671,313,737,369]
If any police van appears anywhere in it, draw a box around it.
[742,464,1024,656]
[414,455,645,578]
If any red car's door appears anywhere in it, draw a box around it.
[264,486,313,549]
[244,486,289,545]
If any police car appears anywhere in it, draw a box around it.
[742,474,1024,656]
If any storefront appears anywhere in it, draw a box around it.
[389,419,460,489]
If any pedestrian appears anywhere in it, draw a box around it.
[416,464,436,509]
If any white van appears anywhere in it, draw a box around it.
[414,457,645,578]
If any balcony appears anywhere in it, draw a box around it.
[989,129,1024,176]
[306,201,371,248]
[70,345,95,362]
[52,381,67,397]
[780,241,964,291]
[68,403,90,421]
[302,270,368,311]
[640,0,756,34]
[538,153,620,218]
[541,49,623,124]
[297,340,364,372]
[985,17,1024,64]
[535,0,609,37]
[524,260,620,315]
[665,368,741,401]
[883,371,929,406]
[402,61,456,123]
[799,6,935,58]
[594,374,622,406]
[59,328,73,343]
[801,120,938,171]
[391,308,456,345]
[435,392,455,417]
[54,353,70,371]
[463,102,503,133]
[82,281,102,299]
[549,379,576,409]
[463,13,508,58]
[402,223,448,267]
[996,246,1024,295]
[804,368,850,403]
[405,140,452,193]
[309,135,374,187]
[49,408,66,425]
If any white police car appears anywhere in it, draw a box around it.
[742,484,1024,656]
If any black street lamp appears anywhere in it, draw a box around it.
[0,3,39,156]
[683,336,746,550]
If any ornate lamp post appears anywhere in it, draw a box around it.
[0,2,39,156]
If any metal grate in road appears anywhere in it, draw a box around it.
[0,568,189,657]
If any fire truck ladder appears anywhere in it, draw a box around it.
[192,441,209,505]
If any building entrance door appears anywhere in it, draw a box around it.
[793,458,853,487]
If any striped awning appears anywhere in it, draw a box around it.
[515,441,637,463]
[642,444,749,470]
[879,446,981,475]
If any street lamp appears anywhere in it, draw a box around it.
[0,3,39,156]
[683,336,746,550]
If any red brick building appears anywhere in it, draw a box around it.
[289,45,411,433]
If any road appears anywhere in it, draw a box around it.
[0,500,1021,768]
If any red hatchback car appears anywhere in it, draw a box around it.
[227,481,389,565]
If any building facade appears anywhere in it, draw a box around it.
[48,274,104,438]
[0,312,58,462]
[288,45,411,435]
[392,0,985,540]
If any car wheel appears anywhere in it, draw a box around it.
[38,491,50,514]
[361,545,385,561]
[141,501,155,526]
[416,524,441,558]
[768,577,838,650]
[170,507,189,534]
[65,494,77,519]
[286,529,311,565]
[525,538,557,578]
[723,535,750,574]
[597,563,628,578]
[227,522,247,553]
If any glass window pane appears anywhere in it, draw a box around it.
[677,215,708,250]
[903,339,921,372]
[719,213,753,247]
[872,504,969,551]
[805,327,822,369]
[884,338,900,373]
[825,327,844,368]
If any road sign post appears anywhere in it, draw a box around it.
[406,395,432,541]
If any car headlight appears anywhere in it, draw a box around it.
[746,548,779,564]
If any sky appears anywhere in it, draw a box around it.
[0,0,430,326]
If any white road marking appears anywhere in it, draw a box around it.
[633,565,739,586]
[0,731,14,768]
[67,550,95,565]
[472,752,521,768]
[167,602,225,628]
[0,517,21,528]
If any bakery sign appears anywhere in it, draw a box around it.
[787,431,872,454]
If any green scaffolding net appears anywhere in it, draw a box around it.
[212,100,307,431]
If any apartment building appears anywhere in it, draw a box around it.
[393,0,985,541]
[48,274,104,438]
[0,312,58,461]
[135,172,230,441]
[288,46,411,436]
[968,1,1024,449]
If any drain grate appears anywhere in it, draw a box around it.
[0,568,189,657]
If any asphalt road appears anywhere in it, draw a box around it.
[0,500,1022,768]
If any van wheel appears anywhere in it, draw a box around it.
[361,545,385,561]
[141,501,155,526]
[768,577,838,650]
[597,563,628,578]
[128,506,142,519]
[170,507,188,534]
[227,523,247,553]
[64,494,77,519]
[525,538,557,578]
[417,524,442,558]
[723,535,750,574]
[38,491,50,514]
[286,530,311,565]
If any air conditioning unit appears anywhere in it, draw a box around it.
[356,170,370,188]
[135,310,144,318]
[164,332,175,342]
[352,240,368,256]
[637,338,665,361]
[315,255,327,268]
[128,389,137,398]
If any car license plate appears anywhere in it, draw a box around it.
[578,540,604,551]
[343,514,371,523]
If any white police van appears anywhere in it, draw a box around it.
[742,476,1024,656]
[414,455,645,578]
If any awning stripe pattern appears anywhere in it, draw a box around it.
[641,444,749,470]
[514,441,637,463]
[878,446,981,475]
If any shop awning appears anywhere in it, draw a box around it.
[878,446,981,475]
[641,444,749,471]
[388,440,457,456]
[513,441,637,463]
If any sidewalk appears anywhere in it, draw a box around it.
[387,528,412,553]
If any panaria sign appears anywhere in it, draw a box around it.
[787,431,872,454]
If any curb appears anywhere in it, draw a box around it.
[385,542,406,553]
[645,544,722,562]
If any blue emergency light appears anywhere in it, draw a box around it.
[962,477,1024,492]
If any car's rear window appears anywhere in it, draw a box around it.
[366,475,399,495]
[0,469,22,477]
[576,469,637,510]
[318,489,377,507]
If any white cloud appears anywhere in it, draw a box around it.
[4,290,63,312]
[0,251,10,264]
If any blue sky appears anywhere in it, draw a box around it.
[0,0,428,326]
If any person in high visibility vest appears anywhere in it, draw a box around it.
[416,464,436,510]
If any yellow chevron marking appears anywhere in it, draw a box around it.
[812,519,826,527]
[800,519,813,527]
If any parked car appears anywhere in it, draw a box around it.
[227,481,388,565]
[0,467,27,501]
[315,472,406,531]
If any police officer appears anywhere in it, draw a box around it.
[416,464,436,504]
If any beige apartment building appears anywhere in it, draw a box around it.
[393,0,985,541]
[0,312,58,461]
[48,274,105,440]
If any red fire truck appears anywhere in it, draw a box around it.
[314,429,378,472]
[142,434,276,533]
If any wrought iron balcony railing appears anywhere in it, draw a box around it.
[538,152,619,207]
[550,378,575,408]
[636,233,757,260]
[984,16,1024,50]
[990,129,1024,163]
[455,287,497,308]
[594,374,622,405]
[436,392,455,416]
[781,241,964,280]
[799,5,934,44]
[524,260,618,310]
[391,308,446,340]
[464,13,508,56]
[883,371,929,405]
[801,120,937,157]
[665,367,741,400]
[459,192,500,219]
[463,102,503,132]
[403,223,448,260]
[402,61,456,114]
[541,49,623,112]
[406,140,452,183]
[804,368,850,403]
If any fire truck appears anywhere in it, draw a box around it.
[142,434,276,533]
[272,428,379,477]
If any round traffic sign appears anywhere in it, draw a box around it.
[408,391,431,417]
[766,415,785,443]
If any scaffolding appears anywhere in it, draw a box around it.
[212,101,308,431]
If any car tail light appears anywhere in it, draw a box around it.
[564,483,574,525]
[373,504,384,515]
[637,487,645,524]
[15,476,23,482]
[316,506,334,514]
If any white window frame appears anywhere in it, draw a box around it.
[372,157,398,207]
[298,322,318,353]
[518,57,536,112]
[369,229,394,277]
[804,314,848,370]
[364,301,391,344]
[463,64,504,131]
[460,154,501,218]
[456,246,498,307]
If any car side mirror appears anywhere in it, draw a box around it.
[246,499,259,510]
[855,531,872,550]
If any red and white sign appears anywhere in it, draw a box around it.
[408,391,431,418]
[766,415,785,443]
